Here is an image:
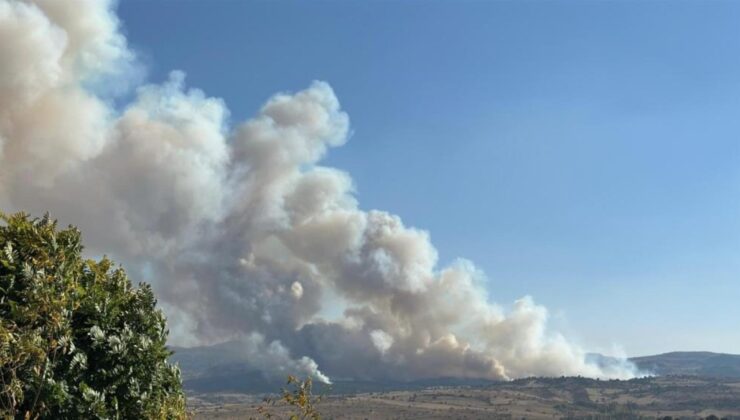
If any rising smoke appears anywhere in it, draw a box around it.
[0,0,639,382]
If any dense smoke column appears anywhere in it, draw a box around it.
[0,0,639,382]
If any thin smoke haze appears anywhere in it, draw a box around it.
[0,0,640,382]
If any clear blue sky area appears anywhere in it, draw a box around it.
[119,0,740,356]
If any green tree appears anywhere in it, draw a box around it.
[0,212,186,419]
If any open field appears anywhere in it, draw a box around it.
[189,375,740,419]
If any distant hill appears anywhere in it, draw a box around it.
[169,341,502,394]
[630,351,740,378]
[170,341,253,381]
[169,341,282,393]
[169,343,740,394]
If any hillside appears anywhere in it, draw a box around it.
[190,376,740,419]
[169,343,740,394]
[172,346,740,418]
[631,351,740,378]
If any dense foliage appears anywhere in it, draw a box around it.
[0,212,186,419]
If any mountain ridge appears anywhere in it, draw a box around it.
[169,344,740,394]
[630,351,740,378]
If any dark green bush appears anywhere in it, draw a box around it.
[0,212,186,419]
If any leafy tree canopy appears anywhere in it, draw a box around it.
[0,212,186,419]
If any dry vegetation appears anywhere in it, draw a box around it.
[189,376,740,419]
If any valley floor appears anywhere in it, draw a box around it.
[189,376,740,419]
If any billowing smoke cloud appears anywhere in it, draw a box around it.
[0,0,640,382]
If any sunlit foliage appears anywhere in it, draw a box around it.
[0,212,186,419]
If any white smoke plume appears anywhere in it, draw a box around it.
[0,0,640,382]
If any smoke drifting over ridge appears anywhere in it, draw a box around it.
[0,0,639,382]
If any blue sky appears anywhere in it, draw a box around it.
[118,0,740,356]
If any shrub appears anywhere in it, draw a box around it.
[257,375,326,420]
[0,212,186,419]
